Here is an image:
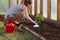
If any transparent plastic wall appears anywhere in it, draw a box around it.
[51,0,57,20]
[0,0,8,14]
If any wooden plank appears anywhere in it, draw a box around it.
[34,0,37,18]
[30,0,32,15]
[17,0,18,4]
[21,0,24,4]
[57,0,60,23]
[47,0,51,19]
[23,26,46,40]
[8,0,10,9]
[13,0,17,5]
[40,0,43,16]
[30,5,32,15]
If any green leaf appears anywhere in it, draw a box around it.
[35,13,44,24]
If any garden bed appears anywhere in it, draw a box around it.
[23,22,60,40]
[0,14,60,40]
[22,15,60,40]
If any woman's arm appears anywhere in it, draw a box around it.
[23,6,38,24]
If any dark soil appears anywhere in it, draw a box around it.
[23,15,60,40]
[24,21,60,40]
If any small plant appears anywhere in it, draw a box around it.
[35,13,44,24]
